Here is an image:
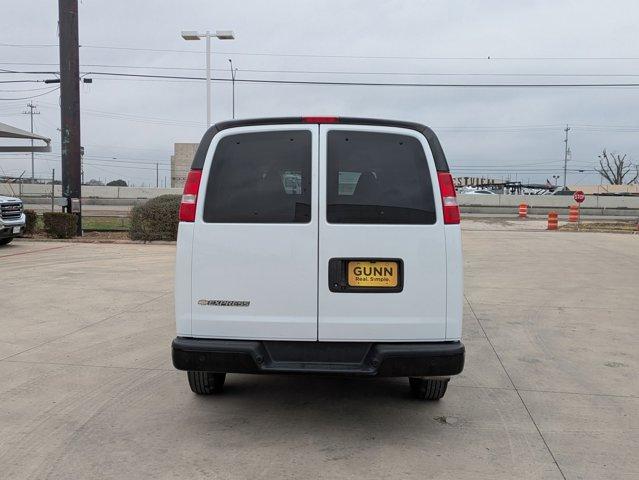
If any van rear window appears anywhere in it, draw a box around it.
[203,131,312,223]
[327,131,436,224]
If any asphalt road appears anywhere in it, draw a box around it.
[0,232,637,479]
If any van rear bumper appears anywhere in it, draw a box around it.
[172,338,464,377]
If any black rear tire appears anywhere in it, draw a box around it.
[0,237,13,246]
[409,377,449,400]
[187,371,226,395]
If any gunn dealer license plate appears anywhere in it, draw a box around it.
[347,261,398,288]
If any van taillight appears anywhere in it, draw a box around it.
[437,172,460,224]
[179,169,202,222]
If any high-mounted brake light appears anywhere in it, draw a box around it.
[179,169,202,222]
[302,116,339,123]
[437,171,460,224]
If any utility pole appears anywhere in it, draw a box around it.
[156,163,159,188]
[563,125,571,188]
[22,102,40,182]
[58,0,82,235]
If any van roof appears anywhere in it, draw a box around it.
[190,117,450,172]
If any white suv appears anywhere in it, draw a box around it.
[172,117,464,400]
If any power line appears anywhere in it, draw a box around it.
[28,103,639,131]
[0,79,44,84]
[79,71,639,88]
[3,42,639,61]
[0,85,56,93]
[452,168,596,173]
[5,61,639,78]
[82,162,172,171]
[0,86,59,101]
[5,102,639,136]
[33,151,594,172]
[6,68,639,87]
[9,99,639,134]
[0,43,59,48]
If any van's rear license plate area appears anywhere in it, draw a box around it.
[329,258,403,293]
[348,261,398,287]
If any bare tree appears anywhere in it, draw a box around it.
[595,149,639,184]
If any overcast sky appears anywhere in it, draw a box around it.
[1,0,638,186]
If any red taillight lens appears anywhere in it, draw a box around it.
[302,116,339,123]
[437,171,460,224]
[179,169,202,222]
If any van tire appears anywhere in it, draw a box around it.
[0,238,13,246]
[187,371,226,395]
[409,377,448,400]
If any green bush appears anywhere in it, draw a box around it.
[43,212,77,239]
[129,194,180,241]
[23,209,38,235]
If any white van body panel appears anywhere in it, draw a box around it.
[317,125,448,341]
[189,125,319,340]
[444,225,463,340]
[175,222,194,336]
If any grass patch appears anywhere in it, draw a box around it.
[30,214,130,232]
[82,216,131,231]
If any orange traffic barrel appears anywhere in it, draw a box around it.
[518,203,528,218]
[547,211,558,230]
[568,205,579,223]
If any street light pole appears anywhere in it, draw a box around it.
[181,29,235,127]
[228,59,237,119]
[563,125,570,188]
[205,31,211,126]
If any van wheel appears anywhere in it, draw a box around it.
[409,377,449,400]
[187,371,226,395]
[0,238,13,246]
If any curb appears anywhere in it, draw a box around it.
[16,236,176,245]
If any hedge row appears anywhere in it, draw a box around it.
[42,212,77,239]
[20,195,180,241]
[23,209,38,235]
[129,194,180,241]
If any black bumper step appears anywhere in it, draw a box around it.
[172,338,465,377]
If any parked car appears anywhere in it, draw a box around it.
[172,117,465,400]
[0,195,25,246]
[464,189,496,195]
[551,186,574,195]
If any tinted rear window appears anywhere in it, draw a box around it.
[327,131,436,224]
[203,130,311,223]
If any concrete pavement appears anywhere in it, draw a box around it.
[0,232,637,479]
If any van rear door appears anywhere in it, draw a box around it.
[190,125,318,340]
[318,124,448,341]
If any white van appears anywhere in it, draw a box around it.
[172,117,464,400]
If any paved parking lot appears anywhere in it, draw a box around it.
[0,231,637,479]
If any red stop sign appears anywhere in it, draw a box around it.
[573,190,585,203]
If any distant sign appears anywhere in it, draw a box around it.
[573,190,585,203]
